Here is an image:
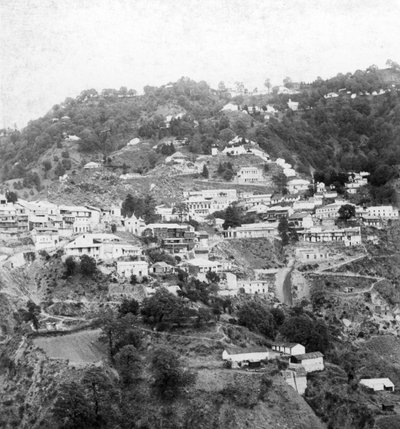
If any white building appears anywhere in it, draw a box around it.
[65,233,142,260]
[316,202,352,220]
[222,347,270,363]
[221,102,239,112]
[283,168,296,177]
[300,227,362,247]
[124,213,146,235]
[222,144,248,156]
[272,343,305,356]
[238,280,270,295]
[239,193,272,209]
[366,205,399,219]
[116,260,149,278]
[287,99,299,111]
[290,352,324,373]
[31,228,60,250]
[83,162,101,169]
[127,137,140,146]
[295,247,331,263]
[235,166,264,184]
[359,378,394,392]
[293,200,316,211]
[185,258,223,274]
[185,189,238,219]
[222,222,278,239]
[287,179,311,194]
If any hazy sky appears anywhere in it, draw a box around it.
[1,0,400,128]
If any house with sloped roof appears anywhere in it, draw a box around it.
[272,342,305,356]
[359,378,394,392]
[151,261,175,275]
[222,347,271,364]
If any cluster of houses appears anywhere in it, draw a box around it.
[222,341,324,395]
[222,341,396,399]
[1,158,398,298]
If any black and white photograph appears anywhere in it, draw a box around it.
[1,1,400,428]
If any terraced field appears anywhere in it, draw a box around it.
[33,329,106,364]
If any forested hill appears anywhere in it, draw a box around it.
[2,66,400,202]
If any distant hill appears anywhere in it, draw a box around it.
[2,67,400,203]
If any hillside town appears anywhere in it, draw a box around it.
[3,1,400,424]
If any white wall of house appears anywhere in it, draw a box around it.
[222,349,270,362]
[299,356,324,372]
[34,234,60,250]
[117,261,148,278]
[272,344,305,356]
[367,206,399,218]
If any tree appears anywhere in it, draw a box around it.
[65,256,76,276]
[218,81,227,92]
[283,76,293,89]
[80,255,97,276]
[205,270,220,284]
[272,171,287,193]
[370,164,394,186]
[172,202,188,223]
[264,78,271,94]
[54,162,66,178]
[223,205,242,230]
[6,191,18,203]
[114,345,141,385]
[81,367,119,427]
[201,164,209,179]
[100,311,141,358]
[237,301,276,338]
[271,307,285,327]
[338,204,356,221]
[53,381,93,429]
[279,315,330,353]
[278,217,290,246]
[386,59,400,70]
[42,160,52,178]
[21,300,41,331]
[141,289,193,328]
[150,346,195,400]
[219,128,235,143]
[118,298,139,317]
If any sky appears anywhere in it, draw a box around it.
[1,0,400,128]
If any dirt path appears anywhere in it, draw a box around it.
[316,254,367,273]
[138,324,228,343]
[329,278,385,297]
[311,271,383,280]
[275,258,295,305]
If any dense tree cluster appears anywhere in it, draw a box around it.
[121,193,159,223]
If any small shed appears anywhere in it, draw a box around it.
[382,403,395,412]
[84,162,101,169]
[127,137,140,146]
